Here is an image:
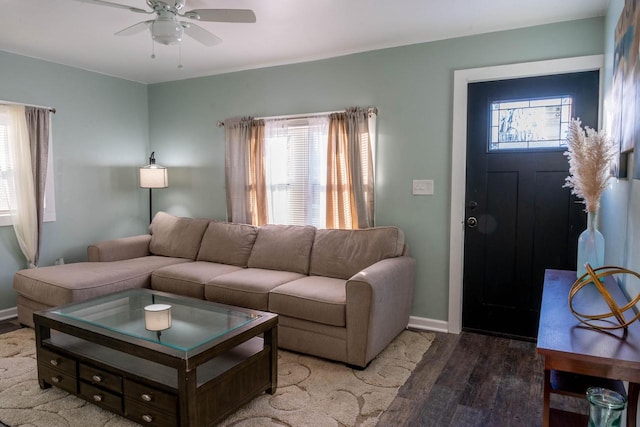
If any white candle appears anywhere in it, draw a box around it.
[144,304,172,331]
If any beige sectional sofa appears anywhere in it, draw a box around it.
[13,211,416,368]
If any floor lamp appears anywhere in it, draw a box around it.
[139,152,168,223]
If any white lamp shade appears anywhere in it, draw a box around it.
[144,304,172,331]
[139,166,168,189]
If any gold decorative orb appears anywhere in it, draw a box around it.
[568,264,640,331]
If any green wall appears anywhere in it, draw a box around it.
[148,18,605,321]
[601,0,640,295]
[0,51,150,311]
[0,17,608,321]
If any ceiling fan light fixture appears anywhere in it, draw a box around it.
[151,17,183,45]
[78,0,256,50]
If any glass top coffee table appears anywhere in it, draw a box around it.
[34,289,278,427]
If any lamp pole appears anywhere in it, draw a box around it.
[148,187,153,224]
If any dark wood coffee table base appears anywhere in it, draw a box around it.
[34,294,277,427]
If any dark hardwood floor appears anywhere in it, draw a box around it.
[0,319,585,426]
[378,330,587,427]
[0,318,21,334]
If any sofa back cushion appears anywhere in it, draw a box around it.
[247,224,316,274]
[309,226,405,279]
[149,211,209,260]
[197,221,258,267]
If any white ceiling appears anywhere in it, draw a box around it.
[1,0,610,84]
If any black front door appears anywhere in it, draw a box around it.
[462,71,599,339]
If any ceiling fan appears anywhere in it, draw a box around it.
[74,0,256,47]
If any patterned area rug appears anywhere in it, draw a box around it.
[0,328,434,427]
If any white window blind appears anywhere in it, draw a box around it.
[265,118,329,228]
[0,111,11,214]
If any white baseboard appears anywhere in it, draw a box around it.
[408,315,451,333]
[0,306,453,332]
[0,305,455,334]
[0,306,17,321]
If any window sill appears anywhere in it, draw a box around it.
[0,212,56,227]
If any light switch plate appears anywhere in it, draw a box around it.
[412,179,434,195]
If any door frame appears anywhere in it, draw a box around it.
[447,55,604,334]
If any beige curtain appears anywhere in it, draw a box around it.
[25,107,50,267]
[2,105,50,268]
[326,107,375,229]
[224,117,268,225]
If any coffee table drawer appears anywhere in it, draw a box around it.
[79,382,123,414]
[38,347,76,376]
[79,363,123,393]
[38,363,77,394]
[125,398,177,427]
[124,379,176,413]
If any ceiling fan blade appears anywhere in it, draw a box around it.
[115,20,153,36]
[183,9,256,23]
[182,23,222,46]
[73,0,151,14]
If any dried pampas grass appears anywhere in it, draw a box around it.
[563,118,616,213]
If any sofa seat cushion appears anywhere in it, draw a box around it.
[268,276,346,327]
[204,268,305,311]
[149,211,210,260]
[309,227,405,279]
[247,224,316,274]
[13,256,190,308]
[151,261,242,299]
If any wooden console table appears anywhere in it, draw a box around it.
[537,269,640,427]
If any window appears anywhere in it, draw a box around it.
[490,96,573,151]
[224,108,376,229]
[0,109,55,227]
[264,118,329,228]
[0,111,9,215]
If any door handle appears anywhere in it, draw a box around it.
[467,217,478,228]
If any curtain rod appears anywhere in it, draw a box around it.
[217,107,377,127]
[1,100,56,114]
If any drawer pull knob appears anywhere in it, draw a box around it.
[141,393,152,402]
[51,376,61,383]
[93,394,103,402]
[142,414,153,423]
[50,359,59,366]
[92,375,103,382]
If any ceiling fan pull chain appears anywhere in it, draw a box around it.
[178,43,183,69]
[151,37,156,59]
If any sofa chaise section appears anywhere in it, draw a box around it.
[13,256,191,327]
[14,212,211,327]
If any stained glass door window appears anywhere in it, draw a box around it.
[489,96,572,151]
